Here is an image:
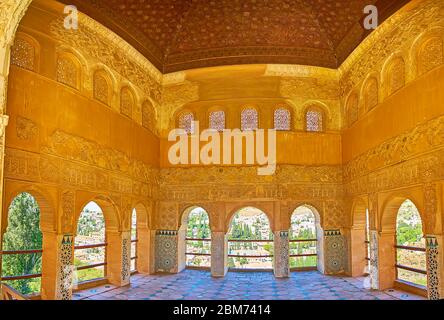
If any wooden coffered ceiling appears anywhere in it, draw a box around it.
[58,0,410,73]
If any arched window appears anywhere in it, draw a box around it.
[93,71,110,105]
[1,192,42,296]
[305,107,324,132]
[387,57,405,96]
[142,100,155,132]
[209,110,225,131]
[347,94,359,126]
[228,207,273,270]
[364,78,379,112]
[120,87,134,118]
[241,108,258,131]
[178,111,194,134]
[56,54,79,89]
[395,200,427,288]
[274,108,291,131]
[417,37,443,76]
[11,37,36,71]
[74,202,106,283]
[290,206,319,269]
[183,207,211,268]
[130,209,137,272]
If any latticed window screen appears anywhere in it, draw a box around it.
[56,57,78,89]
[274,108,291,131]
[306,109,323,132]
[347,94,358,126]
[241,108,258,131]
[209,111,225,131]
[11,38,35,71]
[178,112,194,134]
[94,73,109,105]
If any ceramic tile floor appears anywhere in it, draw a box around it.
[73,270,425,300]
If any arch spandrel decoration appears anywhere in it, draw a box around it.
[2,182,57,234]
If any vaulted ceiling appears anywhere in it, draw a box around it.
[59,0,410,73]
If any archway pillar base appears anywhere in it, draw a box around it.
[273,231,289,278]
[344,227,368,277]
[376,231,396,290]
[41,233,74,300]
[106,230,131,287]
[136,228,155,274]
[211,231,228,277]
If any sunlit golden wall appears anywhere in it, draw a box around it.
[2,0,444,296]
[2,1,160,237]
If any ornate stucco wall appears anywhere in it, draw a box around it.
[0,0,443,300]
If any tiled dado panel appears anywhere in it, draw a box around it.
[155,230,179,273]
[324,230,347,274]
[56,234,74,300]
[426,236,441,300]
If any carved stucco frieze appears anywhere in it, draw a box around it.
[339,0,444,97]
[424,183,438,234]
[344,115,444,183]
[49,14,162,103]
[42,130,158,184]
[61,190,75,234]
[4,147,158,200]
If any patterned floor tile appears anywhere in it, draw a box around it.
[74,270,425,300]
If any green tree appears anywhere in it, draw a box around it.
[2,193,43,295]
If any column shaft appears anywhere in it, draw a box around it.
[273,231,289,278]
[211,231,228,277]
[106,230,131,286]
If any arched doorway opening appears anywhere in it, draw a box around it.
[395,200,427,289]
[228,207,273,270]
[179,207,211,270]
[74,201,106,284]
[1,192,42,296]
[289,205,321,271]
